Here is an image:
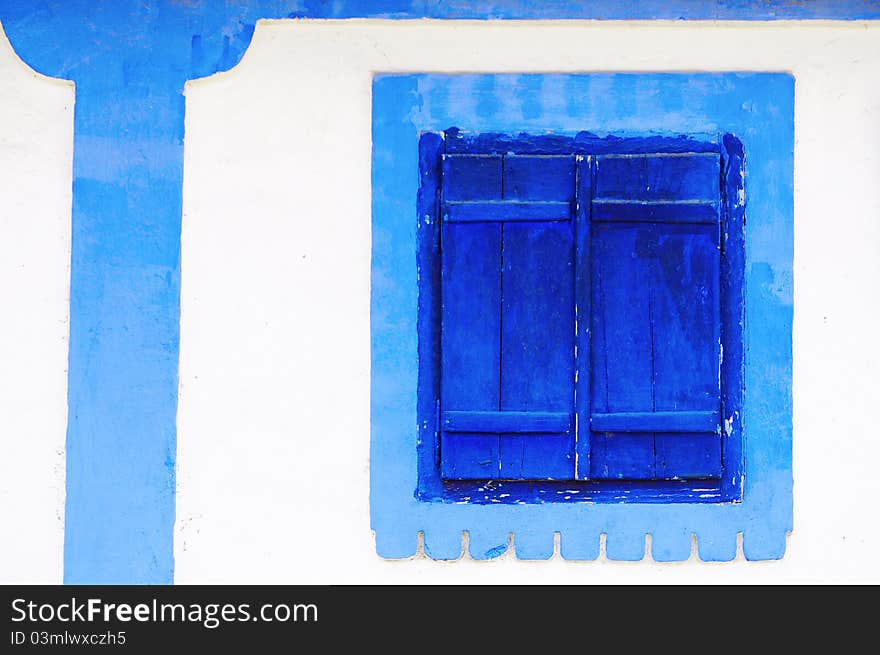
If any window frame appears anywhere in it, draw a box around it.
[416,129,745,504]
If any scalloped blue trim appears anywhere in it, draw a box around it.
[371,73,793,562]
[379,528,783,562]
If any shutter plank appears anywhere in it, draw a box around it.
[499,221,575,480]
[440,222,501,480]
[590,222,655,479]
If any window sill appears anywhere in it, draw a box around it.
[418,479,742,505]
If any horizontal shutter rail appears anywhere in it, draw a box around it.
[591,201,718,224]
[443,411,572,434]
[597,152,719,159]
[443,153,503,158]
[591,411,720,433]
[593,199,716,204]
[503,154,575,159]
[443,153,574,159]
[443,200,572,223]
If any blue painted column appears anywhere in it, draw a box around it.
[63,83,185,583]
[0,0,274,584]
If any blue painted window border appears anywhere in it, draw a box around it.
[372,73,792,561]
[415,130,745,504]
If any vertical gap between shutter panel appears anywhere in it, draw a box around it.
[595,157,609,415]
[718,152,724,418]
[573,156,580,479]
[443,139,449,475]
[718,152,725,257]
[500,153,505,200]
[718,151,730,474]
[498,221,505,478]
[648,279,657,478]
[437,143,443,474]
[587,155,595,480]
[498,152,506,479]
[648,285,656,412]
[601,254,609,415]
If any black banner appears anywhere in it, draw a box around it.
[0,584,863,649]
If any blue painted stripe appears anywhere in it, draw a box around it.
[63,90,182,584]
[276,0,875,21]
[311,0,872,21]
[591,411,720,433]
[281,1,880,21]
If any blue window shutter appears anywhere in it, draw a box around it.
[590,153,723,480]
[440,153,576,480]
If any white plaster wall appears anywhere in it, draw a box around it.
[0,25,72,583]
[176,20,880,583]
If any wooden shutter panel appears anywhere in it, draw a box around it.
[590,153,723,480]
[440,153,576,480]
